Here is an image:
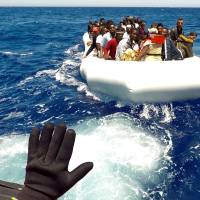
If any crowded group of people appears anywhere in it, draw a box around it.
[83,16,197,61]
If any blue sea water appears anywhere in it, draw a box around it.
[0,7,200,200]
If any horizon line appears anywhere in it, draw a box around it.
[0,5,200,8]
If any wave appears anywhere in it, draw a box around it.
[0,113,172,200]
[139,103,176,123]
[66,113,172,199]
[2,112,25,121]
[17,69,58,87]
[0,51,33,57]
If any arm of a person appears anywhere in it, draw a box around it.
[135,45,150,61]
[86,35,97,56]
[179,34,193,43]
[96,43,103,58]
[16,123,93,200]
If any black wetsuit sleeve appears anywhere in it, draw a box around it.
[86,35,97,56]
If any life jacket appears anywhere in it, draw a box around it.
[150,34,165,45]
[146,36,164,57]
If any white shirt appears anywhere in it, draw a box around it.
[82,32,97,57]
[101,32,111,48]
[123,32,130,40]
[115,38,139,60]
[96,34,103,45]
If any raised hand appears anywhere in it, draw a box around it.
[17,123,93,200]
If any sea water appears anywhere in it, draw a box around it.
[0,7,200,200]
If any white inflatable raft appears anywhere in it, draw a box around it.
[80,56,200,103]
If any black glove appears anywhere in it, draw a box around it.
[17,123,93,200]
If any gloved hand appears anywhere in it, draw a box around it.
[17,123,93,200]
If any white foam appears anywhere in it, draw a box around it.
[35,69,58,78]
[139,104,176,123]
[65,44,80,55]
[65,113,171,200]
[55,57,100,101]
[62,59,80,67]
[0,113,172,200]
[2,111,24,121]
[17,77,34,87]
[77,83,101,101]
[18,69,58,88]
[140,104,159,119]
[70,114,164,171]
[2,51,15,55]
[1,51,32,56]
[160,104,176,123]
[0,135,28,157]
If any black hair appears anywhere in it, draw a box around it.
[157,23,164,28]
[189,32,197,37]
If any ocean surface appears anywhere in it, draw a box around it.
[0,7,200,200]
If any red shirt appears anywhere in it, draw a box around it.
[104,38,118,60]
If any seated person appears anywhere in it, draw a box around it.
[170,17,184,45]
[161,27,183,61]
[104,31,123,60]
[96,26,107,58]
[101,24,116,48]
[115,28,139,61]
[177,32,197,58]
[148,22,158,34]
[82,23,93,56]
[123,24,132,39]
[157,23,164,35]
[136,33,164,61]
[84,26,100,57]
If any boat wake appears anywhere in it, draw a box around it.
[0,113,173,200]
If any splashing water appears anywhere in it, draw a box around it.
[0,113,172,200]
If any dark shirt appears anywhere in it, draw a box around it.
[170,27,183,42]
[163,37,183,60]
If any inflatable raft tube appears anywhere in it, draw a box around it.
[80,56,200,103]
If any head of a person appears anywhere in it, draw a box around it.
[151,22,158,28]
[140,20,146,28]
[189,32,197,41]
[103,26,109,34]
[130,28,139,42]
[139,32,149,41]
[162,27,169,37]
[109,24,116,35]
[99,26,105,35]
[127,16,134,25]
[116,26,125,33]
[115,31,124,42]
[177,17,183,29]
[122,19,127,26]
[99,18,105,24]
[157,23,164,35]
[92,26,100,36]
[106,20,114,28]
[126,24,132,33]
